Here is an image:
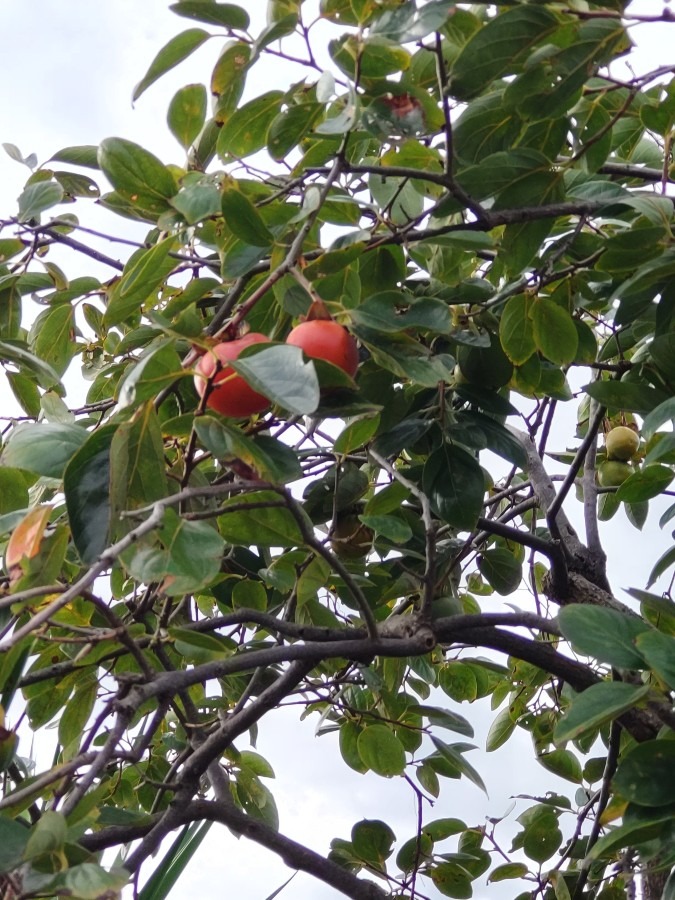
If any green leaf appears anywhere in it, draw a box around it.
[53,170,100,199]
[238,750,275,778]
[371,1,453,42]
[369,173,424,226]
[104,238,178,326]
[221,188,274,247]
[423,818,467,840]
[587,813,673,860]
[531,299,578,367]
[1,422,87,478]
[431,737,487,795]
[340,721,367,773]
[12,379,44,420]
[238,776,279,830]
[499,294,535,365]
[64,425,115,565]
[172,628,233,663]
[439,662,478,703]
[0,468,29,515]
[62,864,129,900]
[450,6,557,100]
[486,707,517,752]
[98,138,178,218]
[195,418,301,483]
[351,819,395,868]
[232,580,267,612]
[615,464,674,503]
[417,761,440,797]
[49,144,100,168]
[634,630,675,690]
[584,380,670,414]
[423,443,484,531]
[3,142,36,167]
[643,396,675,439]
[553,682,650,745]
[254,14,299,56]
[330,34,411,79]
[456,333,513,389]
[628,588,675,627]
[169,2,250,30]
[123,508,225,595]
[25,810,67,859]
[396,832,433,872]
[647,544,675,588]
[172,178,222,224]
[217,91,284,159]
[351,292,452,334]
[334,415,380,455]
[625,500,649,531]
[17,181,64,221]
[611,247,675,302]
[613,740,675,807]
[0,341,62,392]
[0,283,20,342]
[522,811,563,863]
[132,28,210,101]
[477,548,522,595]
[168,83,207,149]
[231,344,320,416]
[536,749,582,784]
[557,604,650,669]
[117,340,185,407]
[58,677,97,756]
[110,403,169,527]
[211,40,251,113]
[28,304,75,377]
[408,705,473,738]
[218,490,307,547]
[488,863,529,883]
[0,814,30,874]
[431,862,473,898]
[0,239,26,264]
[359,514,411,544]
[267,103,324,162]
[456,412,527,468]
[357,725,406,777]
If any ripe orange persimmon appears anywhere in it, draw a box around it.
[286,320,358,377]
[194,333,271,418]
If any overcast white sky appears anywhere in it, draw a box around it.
[1,3,674,899]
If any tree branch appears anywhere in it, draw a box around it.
[187,798,388,900]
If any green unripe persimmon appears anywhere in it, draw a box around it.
[605,426,639,461]
[330,514,374,560]
[597,460,633,487]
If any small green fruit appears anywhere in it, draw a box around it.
[605,426,639,461]
[330,514,373,560]
[598,460,633,487]
[430,595,463,620]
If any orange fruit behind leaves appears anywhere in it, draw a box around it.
[194,333,271,418]
[286,320,359,377]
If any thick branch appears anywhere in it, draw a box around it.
[188,799,387,900]
[508,427,608,590]
[83,799,386,900]
[179,660,315,789]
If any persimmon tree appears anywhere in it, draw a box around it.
[2,1,675,898]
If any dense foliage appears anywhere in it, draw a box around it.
[1,1,675,898]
